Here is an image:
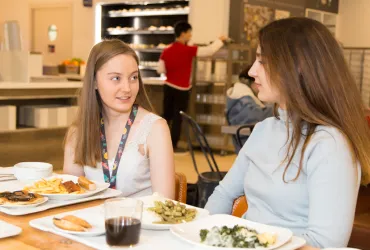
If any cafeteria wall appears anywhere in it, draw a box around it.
[1,0,369,60]
[0,0,230,61]
[0,0,30,51]
[336,0,370,47]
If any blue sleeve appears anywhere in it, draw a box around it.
[300,133,360,248]
[228,97,273,125]
[204,147,250,214]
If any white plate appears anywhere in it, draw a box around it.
[137,195,210,231]
[273,236,305,250]
[170,214,293,250]
[26,174,110,201]
[0,220,22,238]
[0,196,48,208]
[53,225,105,237]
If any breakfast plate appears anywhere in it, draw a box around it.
[0,195,48,208]
[23,174,110,201]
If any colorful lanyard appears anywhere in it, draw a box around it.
[100,104,138,189]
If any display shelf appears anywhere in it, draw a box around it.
[108,9,189,18]
[108,30,174,35]
[306,8,337,36]
[139,65,157,70]
[135,48,164,53]
[191,44,253,152]
[98,1,189,78]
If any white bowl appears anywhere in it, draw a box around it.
[13,162,53,181]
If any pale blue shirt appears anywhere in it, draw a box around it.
[205,109,361,248]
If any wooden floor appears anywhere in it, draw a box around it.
[174,152,236,183]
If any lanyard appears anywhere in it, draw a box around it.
[100,104,138,189]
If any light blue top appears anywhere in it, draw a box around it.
[205,109,361,248]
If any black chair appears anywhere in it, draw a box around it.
[225,107,255,153]
[180,111,227,208]
[235,124,255,149]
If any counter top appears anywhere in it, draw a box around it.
[0,82,83,89]
[0,77,165,89]
[142,77,166,85]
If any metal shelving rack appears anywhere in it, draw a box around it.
[190,44,254,153]
[343,47,370,107]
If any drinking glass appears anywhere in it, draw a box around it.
[104,198,143,247]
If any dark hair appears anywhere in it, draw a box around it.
[174,21,192,38]
[259,17,370,185]
[239,65,254,82]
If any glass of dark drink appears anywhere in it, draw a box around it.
[104,198,143,247]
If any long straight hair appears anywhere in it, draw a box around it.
[259,17,370,185]
[67,39,153,167]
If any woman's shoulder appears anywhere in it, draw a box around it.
[305,126,354,161]
[136,107,167,136]
[311,126,348,148]
[137,107,163,123]
[250,115,279,132]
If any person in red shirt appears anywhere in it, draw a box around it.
[157,21,227,153]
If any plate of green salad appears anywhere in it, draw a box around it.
[170,214,295,249]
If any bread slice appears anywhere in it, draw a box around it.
[62,215,92,229]
[53,218,87,232]
[78,176,97,191]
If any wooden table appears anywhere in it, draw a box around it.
[0,189,306,250]
[0,200,103,250]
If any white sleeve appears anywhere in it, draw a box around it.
[157,59,166,74]
[196,39,224,57]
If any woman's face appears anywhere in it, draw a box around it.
[248,46,281,105]
[96,54,139,114]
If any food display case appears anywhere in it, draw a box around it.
[95,0,189,78]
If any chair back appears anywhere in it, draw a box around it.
[175,172,187,203]
[180,111,227,208]
[231,195,248,218]
[225,106,255,153]
[235,124,255,150]
[179,111,223,177]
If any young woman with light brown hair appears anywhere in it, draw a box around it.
[206,17,370,249]
[63,39,175,199]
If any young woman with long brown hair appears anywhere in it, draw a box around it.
[205,17,370,248]
[63,39,175,199]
